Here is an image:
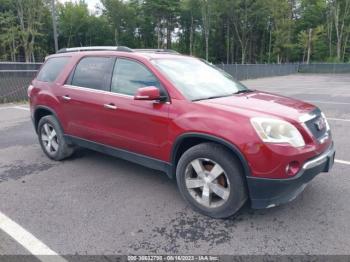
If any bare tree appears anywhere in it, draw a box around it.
[231,0,256,64]
[51,0,58,52]
[15,0,44,62]
[307,28,313,64]
[342,29,349,60]
[200,0,211,60]
[0,12,20,61]
[332,0,350,61]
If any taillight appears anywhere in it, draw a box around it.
[27,84,34,98]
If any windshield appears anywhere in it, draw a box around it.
[151,58,248,101]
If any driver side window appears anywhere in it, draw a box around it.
[111,58,161,96]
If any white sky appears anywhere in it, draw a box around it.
[57,0,101,13]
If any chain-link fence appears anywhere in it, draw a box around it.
[217,63,300,81]
[0,70,37,103]
[217,63,350,79]
[298,63,350,74]
[0,62,349,103]
[0,62,41,103]
[0,62,42,71]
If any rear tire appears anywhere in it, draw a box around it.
[176,142,247,218]
[38,115,74,161]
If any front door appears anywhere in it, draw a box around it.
[100,58,170,160]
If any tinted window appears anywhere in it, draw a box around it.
[71,57,114,91]
[37,57,70,82]
[111,59,161,96]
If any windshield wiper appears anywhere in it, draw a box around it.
[234,89,254,94]
[192,90,254,102]
[192,94,233,102]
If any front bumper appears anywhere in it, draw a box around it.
[247,143,335,209]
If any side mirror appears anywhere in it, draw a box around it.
[134,86,161,101]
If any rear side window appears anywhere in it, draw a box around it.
[71,57,114,91]
[36,57,70,82]
[111,58,161,96]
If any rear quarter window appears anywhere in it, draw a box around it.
[36,57,70,82]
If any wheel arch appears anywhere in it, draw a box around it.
[33,106,60,133]
[171,133,251,179]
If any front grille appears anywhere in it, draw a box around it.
[304,108,328,140]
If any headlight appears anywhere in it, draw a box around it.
[250,117,305,147]
[321,112,330,131]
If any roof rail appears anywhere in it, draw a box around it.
[57,46,133,54]
[133,49,180,54]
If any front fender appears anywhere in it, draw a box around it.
[171,132,252,179]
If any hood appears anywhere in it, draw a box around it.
[197,91,316,122]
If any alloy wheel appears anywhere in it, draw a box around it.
[185,158,230,208]
[41,123,59,155]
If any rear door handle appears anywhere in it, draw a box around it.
[62,95,71,101]
[104,103,117,110]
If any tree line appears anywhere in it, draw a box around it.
[0,0,349,64]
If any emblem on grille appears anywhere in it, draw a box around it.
[314,117,326,131]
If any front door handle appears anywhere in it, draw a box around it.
[62,95,71,101]
[103,103,117,110]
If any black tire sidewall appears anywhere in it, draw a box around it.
[176,143,247,218]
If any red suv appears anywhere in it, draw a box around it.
[28,47,335,218]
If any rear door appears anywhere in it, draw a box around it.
[100,58,170,160]
[58,56,115,143]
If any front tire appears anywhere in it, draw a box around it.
[38,115,74,161]
[176,143,247,218]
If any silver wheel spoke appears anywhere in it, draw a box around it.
[208,163,224,182]
[46,142,52,153]
[50,129,56,139]
[210,183,230,200]
[201,185,211,207]
[191,159,204,174]
[51,139,59,151]
[190,159,205,179]
[43,124,50,136]
[186,178,205,189]
[41,135,49,142]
